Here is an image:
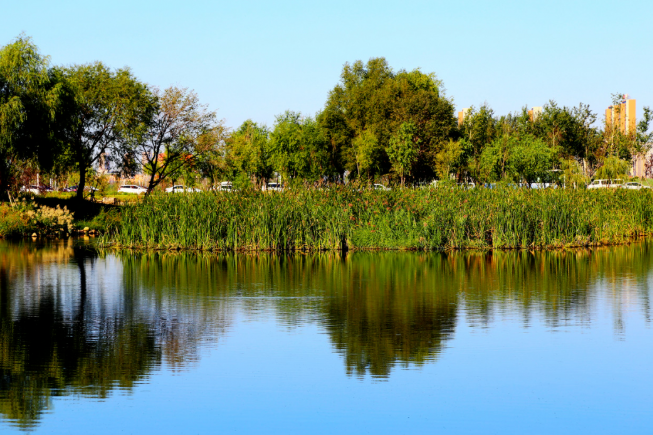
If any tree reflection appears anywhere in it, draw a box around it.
[115,247,653,378]
[318,253,458,378]
[1,240,652,428]
[0,242,211,429]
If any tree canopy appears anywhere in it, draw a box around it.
[0,35,63,197]
[1,35,651,193]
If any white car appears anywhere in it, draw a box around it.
[217,181,233,191]
[166,185,201,193]
[587,179,623,189]
[264,182,283,191]
[20,185,41,195]
[621,182,651,190]
[118,185,148,194]
[373,184,390,191]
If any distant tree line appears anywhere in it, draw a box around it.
[1,34,652,199]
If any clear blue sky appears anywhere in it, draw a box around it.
[3,0,651,129]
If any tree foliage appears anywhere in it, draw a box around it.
[269,111,331,182]
[319,58,456,181]
[386,122,420,186]
[134,86,221,194]
[1,35,652,192]
[55,62,154,198]
[0,35,62,197]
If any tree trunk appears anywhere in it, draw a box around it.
[0,151,11,201]
[0,167,9,202]
[146,171,157,196]
[76,160,87,200]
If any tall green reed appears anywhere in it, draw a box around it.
[100,187,653,251]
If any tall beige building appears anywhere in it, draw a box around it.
[606,96,653,178]
[528,106,542,121]
[457,108,470,126]
[606,96,636,134]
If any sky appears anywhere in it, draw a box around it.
[2,0,651,129]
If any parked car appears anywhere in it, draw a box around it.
[118,185,147,194]
[373,184,390,191]
[587,179,623,189]
[530,183,556,189]
[264,182,283,191]
[62,185,97,193]
[621,182,651,190]
[216,181,233,192]
[20,185,41,195]
[166,185,201,193]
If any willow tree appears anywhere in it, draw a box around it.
[0,35,62,198]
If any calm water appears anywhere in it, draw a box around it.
[0,240,651,434]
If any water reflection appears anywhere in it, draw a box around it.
[0,241,651,429]
[0,241,229,429]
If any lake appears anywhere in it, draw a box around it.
[0,239,651,434]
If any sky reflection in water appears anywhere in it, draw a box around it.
[0,240,651,434]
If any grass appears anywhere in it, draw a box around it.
[100,186,653,251]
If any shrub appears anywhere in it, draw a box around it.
[24,204,75,235]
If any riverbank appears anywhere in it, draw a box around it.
[100,187,653,251]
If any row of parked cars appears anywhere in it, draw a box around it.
[587,179,651,190]
[20,185,53,194]
[20,179,652,196]
[116,185,201,194]
[116,182,237,194]
[20,185,98,194]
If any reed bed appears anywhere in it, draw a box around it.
[101,187,653,251]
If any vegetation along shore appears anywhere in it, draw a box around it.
[3,35,653,253]
[99,186,653,252]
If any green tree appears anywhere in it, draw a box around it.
[386,122,420,186]
[320,58,456,180]
[195,132,230,186]
[227,120,272,186]
[637,106,653,146]
[595,155,629,180]
[434,139,463,180]
[352,129,382,180]
[479,133,512,182]
[560,158,588,188]
[535,101,601,175]
[0,35,63,198]
[458,104,497,182]
[55,62,154,198]
[508,135,555,186]
[269,111,331,182]
[480,133,554,185]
